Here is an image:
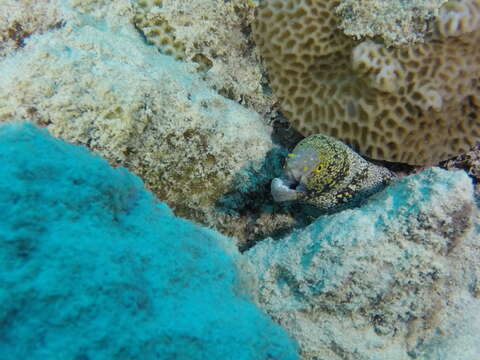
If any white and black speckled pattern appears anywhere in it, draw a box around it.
[272,134,394,211]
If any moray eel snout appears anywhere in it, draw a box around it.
[271,146,319,202]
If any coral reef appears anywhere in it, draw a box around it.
[0,122,299,360]
[0,0,63,58]
[1,2,479,359]
[271,134,393,212]
[253,0,480,165]
[248,168,480,359]
[336,0,447,45]
[0,3,275,243]
[132,0,275,117]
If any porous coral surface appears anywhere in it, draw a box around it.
[248,167,480,359]
[0,122,299,360]
[254,0,480,165]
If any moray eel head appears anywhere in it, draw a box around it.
[272,134,349,202]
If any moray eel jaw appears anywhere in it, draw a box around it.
[271,177,308,202]
[271,146,317,202]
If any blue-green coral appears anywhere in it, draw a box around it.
[271,134,393,211]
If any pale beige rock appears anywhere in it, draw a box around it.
[248,168,480,359]
[0,2,274,242]
[0,0,63,58]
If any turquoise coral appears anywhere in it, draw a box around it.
[0,122,299,360]
[271,134,393,211]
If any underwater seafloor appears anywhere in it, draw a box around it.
[0,0,479,359]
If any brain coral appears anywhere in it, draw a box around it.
[253,0,480,165]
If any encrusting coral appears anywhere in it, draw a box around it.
[253,0,480,165]
[336,0,448,46]
[271,134,393,211]
[132,0,275,117]
[0,0,63,58]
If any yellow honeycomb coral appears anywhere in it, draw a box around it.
[271,134,393,211]
[254,0,480,165]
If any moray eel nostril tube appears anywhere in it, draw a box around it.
[272,134,394,212]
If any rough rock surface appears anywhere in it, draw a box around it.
[0,0,63,58]
[0,0,275,243]
[247,168,480,359]
[0,122,299,360]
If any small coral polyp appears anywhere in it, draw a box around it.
[272,134,393,212]
[254,0,480,165]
